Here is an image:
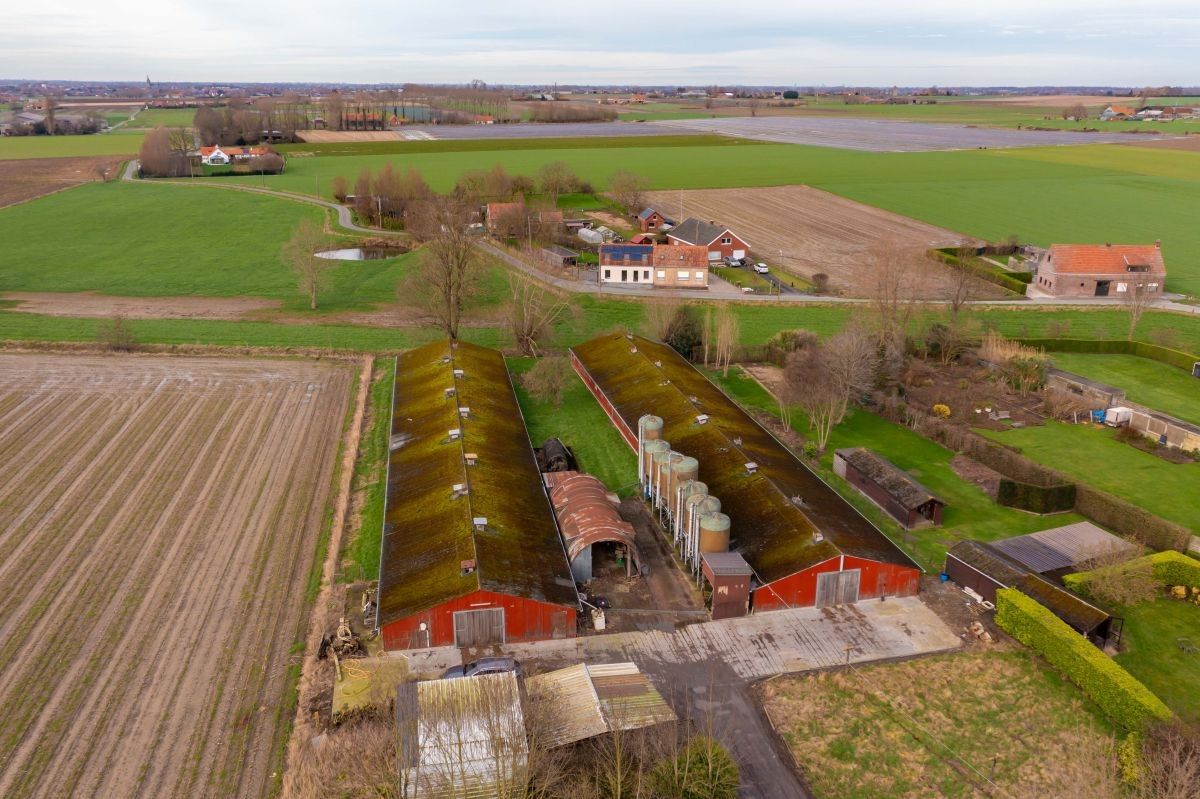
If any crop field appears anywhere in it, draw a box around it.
[761,648,1115,799]
[0,155,125,208]
[643,185,976,294]
[123,107,197,128]
[0,353,354,798]
[0,133,145,160]
[651,115,1153,151]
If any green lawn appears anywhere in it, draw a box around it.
[341,357,396,582]
[1050,353,1200,425]
[230,139,1200,294]
[124,108,197,129]
[710,366,1079,570]
[0,133,144,159]
[980,422,1200,531]
[1113,599,1200,723]
[508,357,638,494]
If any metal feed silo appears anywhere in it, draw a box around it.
[637,415,663,487]
[699,512,732,554]
[641,439,670,494]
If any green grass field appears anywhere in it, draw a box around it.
[710,366,1080,570]
[980,422,1200,531]
[1113,599,1200,723]
[1049,353,1200,425]
[509,357,638,494]
[124,108,197,129]
[0,133,144,159]
[341,357,396,582]
[230,138,1200,294]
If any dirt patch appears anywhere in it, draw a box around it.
[949,454,1002,499]
[2,291,282,321]
[0,353,354,798]
[1124,134,1200,152]
[584,209,631,230]
[0,156,126,208]
[643,185,994,296]
[902,358,1046,429]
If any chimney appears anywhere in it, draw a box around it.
[1155,239,1161,249]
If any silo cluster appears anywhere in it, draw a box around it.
[637,414,731,580]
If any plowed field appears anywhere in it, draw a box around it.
[644,185,993,295]
[0,353,354,799]
[0,156,125,208]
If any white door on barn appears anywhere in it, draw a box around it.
[815,569,861,609]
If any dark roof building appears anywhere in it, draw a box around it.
[570,333,921,611]
[990,522,1137,577]
[665,218,750,262]
[945,540,1115,641]
[833,448,945,529]
[377,340,578,650]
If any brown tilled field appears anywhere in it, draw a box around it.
[0,156,126,208]
[0,353,355,799]
[644,185,986,295]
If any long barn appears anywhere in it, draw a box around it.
[376,340,578,650]
[570,333,922,611]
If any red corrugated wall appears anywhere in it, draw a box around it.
[751,555,921,612]
[571,352,638,449]
[381,589,577,651]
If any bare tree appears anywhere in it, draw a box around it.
[1062,103,1089,121]
[1122,280,1155,340]
[522,355,570,408]
[608,170,648,213]
[405,198,481,340]
[858,236,925,371]
[536,161,579,206]
[283,219,333,311]
[713,304,740,377]
[43,95,57,135]
[783,327,878,451]
[331,175,348,202]
[1135,721,1200,799]
[948,241,982,319]
[642,299,681,342]
[506,275,571,356]
[138,126,189,177]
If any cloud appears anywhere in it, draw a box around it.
[0,0,1197,84]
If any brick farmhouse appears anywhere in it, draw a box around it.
[1031,243,1166,298]
[599,243,710,289]
[666,218,750,262]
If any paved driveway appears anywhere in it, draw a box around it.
[398,597,960,798]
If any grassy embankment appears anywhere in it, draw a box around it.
[341,357,397,582]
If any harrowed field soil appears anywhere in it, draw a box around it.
[0,353,354,798]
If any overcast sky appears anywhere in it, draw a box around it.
[2,0,1197,86]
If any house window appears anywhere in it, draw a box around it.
[621,270,628,282]
[694,271,704,280]
[603,269,611,280]
[648,221,657,228]
[720,236,732,245]
[643,270,650,281]
[1116,282,1128,293]
[632,271,639,282]
[1148,282,1159,290]
[656,270,665,279]
[677,270,689,281]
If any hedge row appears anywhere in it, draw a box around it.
[931,249,1030,294]
[1021,338,1200,372]
[994,588,1173,731]
[896,413,1191,553]
[1149,550,1200,587]
[997,479,1077,514]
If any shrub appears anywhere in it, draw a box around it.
[522,355,570,408]
[932,403,951,419]
[994,588,1172,731]
[810,273,829,294]
[1148,550,1200,588]
[996,479,1076,513]
[650,736,740,799]
[96,315,139,352]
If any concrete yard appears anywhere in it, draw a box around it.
[649,115,1175,151]
[398,597,961,799]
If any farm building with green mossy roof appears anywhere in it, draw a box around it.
[570,332,921,611]
[377,340,578,650]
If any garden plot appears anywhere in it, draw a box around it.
[0,353,354,799]
[644,185,984,295]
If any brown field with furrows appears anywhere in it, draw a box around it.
[644,185,993,296]
[0,156,126,208]
[0,353,354,799]
[296,129,408,142]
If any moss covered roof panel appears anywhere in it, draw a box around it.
[571,333,920,583]
[379,341,576,626]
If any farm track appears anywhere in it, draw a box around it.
[0,353,354,798]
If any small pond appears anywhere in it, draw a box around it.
[315,247,405,261]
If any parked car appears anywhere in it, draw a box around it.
[440,656,523,680]
[753,262,770,274]
[722,256,744,267]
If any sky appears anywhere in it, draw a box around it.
[2,0,1198,86]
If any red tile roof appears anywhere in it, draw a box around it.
[652,244,708,269]
[1046,244,1165,276]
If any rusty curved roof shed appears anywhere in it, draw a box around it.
[543,471,640,567]
[377,340,577,629]
[569,333,920,584]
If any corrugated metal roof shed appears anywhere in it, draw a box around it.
[570,333,920,583]
[946,540,1111,634]
[992,522,1137,575]
[525,662,675,748]
[378,340,577,628]
[397,672,527,798]
[703,551,753,576]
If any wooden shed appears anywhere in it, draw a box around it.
[702,552,753,620]
[833,448,944,528]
